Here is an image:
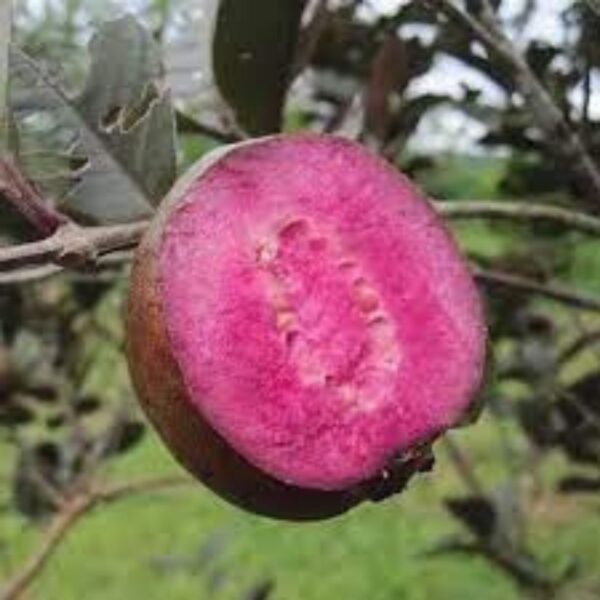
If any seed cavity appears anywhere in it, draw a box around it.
[256,217,401,411]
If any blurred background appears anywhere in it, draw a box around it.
[1,0,600,598]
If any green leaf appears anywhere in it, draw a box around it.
[9,15,176,224]
[213,0,307,135]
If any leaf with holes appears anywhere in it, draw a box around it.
[9,15,176,224]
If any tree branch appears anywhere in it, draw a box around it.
[0,221,147,272]
[442,435,486,496]
[432,0,600,210]
[0,198,599,314]
[0,158,70,235]
[0,252,134,285]
[1,200,599,276]
[0,476,190,600]
[0,263,63,285]
[0,495,91,600]
[436,200,600,236]
[474,267,600,313]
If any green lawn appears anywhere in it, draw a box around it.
[2,412,600,600]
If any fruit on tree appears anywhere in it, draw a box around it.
[126,134,486,520]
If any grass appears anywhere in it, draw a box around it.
[0,425,513,600]
[2,412,600,600]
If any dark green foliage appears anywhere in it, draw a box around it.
[213,0,307,135]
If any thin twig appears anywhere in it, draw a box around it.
[0,250,134,286]
[433,0,600,209]
[0,158,69,235]
[95,475,190,503]
[0,495,91,600]
[557,328,600,367]
[0,476,190,600]
[442,435,486,496]
[474,267,600,313]
[291,0,329,78]
[174,110,240,143]
[27,463,68,511]
[0,263,63,285]
[435,200,600,236]
[442,437,556,592]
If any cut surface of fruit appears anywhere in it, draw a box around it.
[157,135,486,491]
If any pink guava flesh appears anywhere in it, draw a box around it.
[159,135,485,491]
